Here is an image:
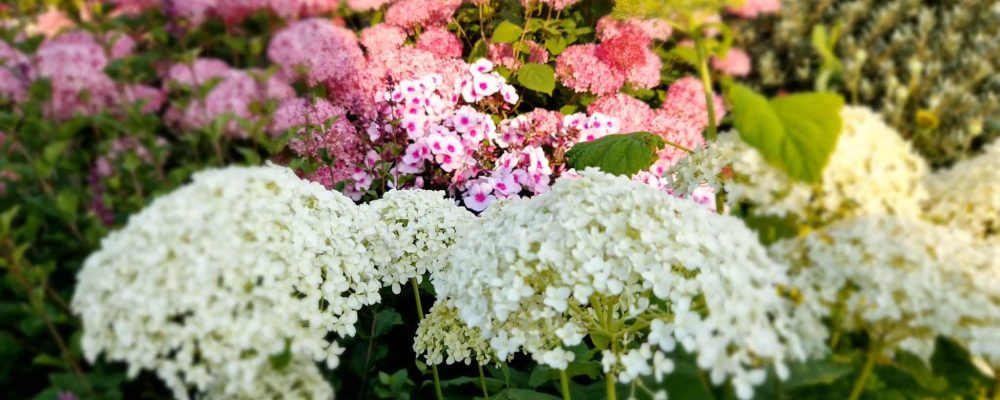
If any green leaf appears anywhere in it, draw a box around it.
[727,83,843,183]
[492,21,523,44]
[268,342,292,370]
[544,36,568,55]
[42,140,71,163]
[565,132,666,176]
[516,63,556,95]
[784,359,855,389]
[373,308,403,337]
[668,46,698,66]
[494,388,562,400]
[468,39,488,62]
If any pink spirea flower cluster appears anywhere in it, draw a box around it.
[415,27,463,59]
[384,0,462,31]
[34,31,117,119]
[269,98,369,196]
[589,76,726,175]
[488,40,550,70]
[155,0,340,25]
[0,40,30,103]
[268,18,366,87]
[521,0,581,11]
[165,59,294,138]
[727,0,781,18]
[346,0,396,11]
[556,20,662,95]
[711,48,752,77]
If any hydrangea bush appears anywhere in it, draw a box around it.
[0,1,997,400]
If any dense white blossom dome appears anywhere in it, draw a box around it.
[71,164,393,399]
[669,106,928,225]
[414,299,498,366]
[204,358,334,400]
[772,216,1000,363]
[923,140,1000,243]
[435,169,823,399]
[364,189,474,294]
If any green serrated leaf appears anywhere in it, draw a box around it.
[727,84,843,183]
[516,63,556,95]
[565,133,666,176]
[784,359,855,389]
[544,36,568,55]
[492,21,523,44]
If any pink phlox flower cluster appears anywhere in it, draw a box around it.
[370,62,535,211]
[270,97,369,197]
[494,108,564,149]
[727,0,781,18]
[588,94,655,135]
[34,31,117,119]
[557,23,661,94]
[487,40,550,70]
[415,27,463,59]
[711,48,751,77]
[521,0,580,11]
[215,0,340,22]
[267,18,366,87]
[104,31,136,59]
[385,0,461,30]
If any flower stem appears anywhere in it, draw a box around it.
[560,369,572,400]
[693,35,718,142]
[605,371,617,400]
[478,363,491,400]
[848,343,880,400]
[411,278,444,400]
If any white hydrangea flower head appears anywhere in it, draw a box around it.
[204,359,334,400]
[923,140,1000,243]
[71,164,393,399]
[413,299,499,366]
[669,106,928,226]
[772,216,1000,363]
[364,189,475,294]
[435,169,824,399]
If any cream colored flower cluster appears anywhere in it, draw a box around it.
[71,164,392,399]
[414,299,498,366]
[772,216,1000,363]
[434,169,823,399]
[668,106,928,225]
[923,140,1000,243]
[365,189,474,294]
[204,359,334,400]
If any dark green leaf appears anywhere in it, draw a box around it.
[564,132,666,176]
[494,388,562,400]
[784,359,855,389]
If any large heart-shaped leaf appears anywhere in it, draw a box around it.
[564,132,666,176]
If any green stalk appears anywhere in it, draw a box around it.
[478,363,490,400]
[693,34,718,142]
[560,369,572,400]
[411,278,444,400]
[605,371,617,400]
[848,343,880,400]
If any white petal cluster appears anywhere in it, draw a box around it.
[669,106,928,225]
[204,359,334,400]
[71,164,393,399]
[772,216,1000,363]
[923,140,1000,243]
[413,299,498,366]
[435,169,823,399]
[364,189,474,293]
